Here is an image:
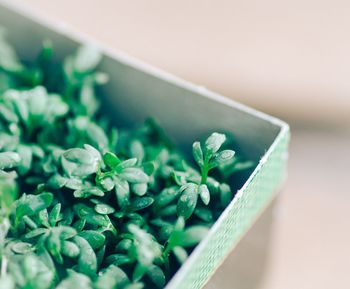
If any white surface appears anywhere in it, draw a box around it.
[15,0,350,125]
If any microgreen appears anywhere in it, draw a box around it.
[0,28,254,289]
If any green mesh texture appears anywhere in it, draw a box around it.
[166,127,290,289]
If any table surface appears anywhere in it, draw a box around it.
[7,1,350,287]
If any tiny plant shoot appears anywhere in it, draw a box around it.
[0,29,254,289]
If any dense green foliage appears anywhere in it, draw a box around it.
[0,29,253,289]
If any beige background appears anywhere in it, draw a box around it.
[14,0,350,126]
[12,1,350,288]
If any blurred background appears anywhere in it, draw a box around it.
[14,0,350,288]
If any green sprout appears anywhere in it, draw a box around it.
[0,28,254,289]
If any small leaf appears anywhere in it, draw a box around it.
[194,206,213,223]
[204,132,226,155]
[99,177,114,191]
[198,184,210,205]
[120,168,149,183]
[154,186,180,209]
[61,241,80,258]
[56,271,92,289]
[172,246,188,264]
[25,228,48,239]
[62,148,98,177]
[15,193,53,219]
[211,150,235,168]
[103,152,120,168]
[129,197,154,212]
[79,230,106,250]
[124,283,144,289]
[177,183,198,220]
[94,203,115,215]
[179,225,209,247]
[220,183,232,207]
[128,224,162,267]
[94,265,129,289]
[117,158,138,170]
[11,241,34,254]
[192,141,203,167]
[132,183,148,196]
[105,254,132,266]
[74,187,104,198]
[74,45,102,73]
[73,235,97,277]
[133,263,147,282]
[49,203,62,227]
[0,151,21,170]
[147,265,166,288]
[130,140,144,163]
[114,177,130,208]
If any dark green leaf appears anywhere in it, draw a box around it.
[15,193,53,219]
[73,235,97,277]
[78,230,106,250]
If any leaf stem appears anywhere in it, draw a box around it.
[200,154,210,184]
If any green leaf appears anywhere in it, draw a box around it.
[0,28,24,72]
[61,240,80,258]
[124,283,144,289]
[73,45,102,73]
[49,203,62,227]
[61,148,99,177]
[99,176,114,191]
[220,183,232,207]
[73,187,104,198]
[25,228,48,239]
[86,122,109,150]
[177,183,198,220]
[129,197,154,212]
[73,235,97,277]
[154,186,179,210]
[172,246,188,264]
[56,271,92,289]
[128,224,162,267]
[192,141,203,167]
[8,254,54,289]
[204,132,226,155]
[194,206,213,222]
[103,152,121,168]
[117,158,138,170]
[211,149,235,168]
[16,144,33,175]
[114,177,130,208]
[146,265,166,288]
[132,263,147,282]
[132,183,148,196]
[120,168,149,183]
[11,241,34,254]
[94,265,129,289]
[15,193,53,219]
[0,151,21,169]
[179,225,209,247]
[198,184,210,205]
[94,203,115,215]
[104,254,132,266]
[78,230,106,250]
[130,140,144,163]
